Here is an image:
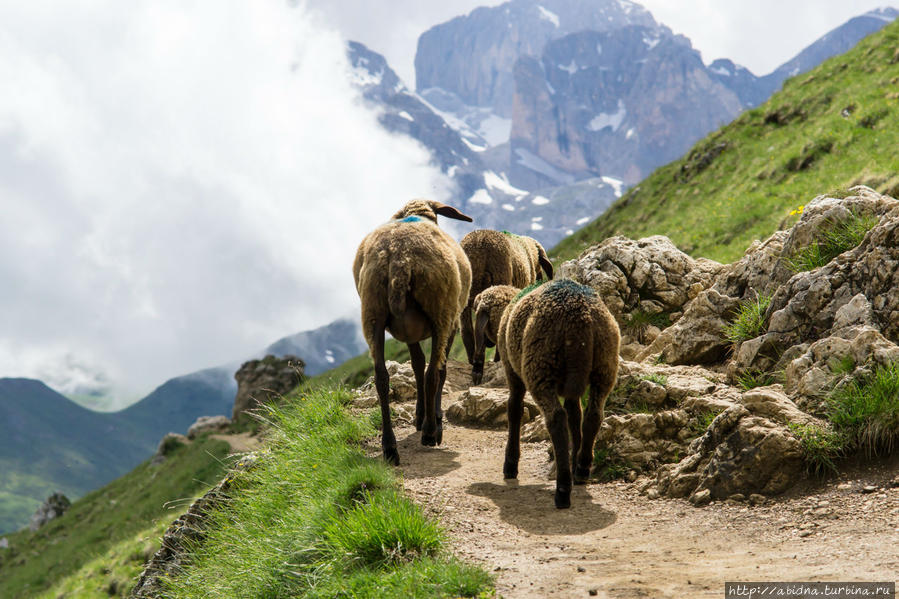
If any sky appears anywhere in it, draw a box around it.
[0,0,895,404]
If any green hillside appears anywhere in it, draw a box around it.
[552,20,899,264]
[0,435,232,598]
[0,379,152,534]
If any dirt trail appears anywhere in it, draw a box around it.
[389,369,899,599]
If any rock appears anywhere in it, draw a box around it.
[738,387,818,426]
[647,488,660,500]
[690,489,711,506]
[0,537,8,549]
[748,494,767,506]
[598,410,690,469]
[560,235,721,326]
[638,288,739,365]
[521,417,550,443]
[187,415,231,440]
[446,387,540,428]
[861,485,878,494]
[153,433,188,465]
[232,355,305,421]
[29,492,71,531]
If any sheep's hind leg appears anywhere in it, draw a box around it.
[409,342,426,431]
[564,396,587,484]
[372,323,399,465]
[433,330,456,445]
[577,374,614,481]
[538,388,573,508]
[420,332,446,447]
[503,367,526,480]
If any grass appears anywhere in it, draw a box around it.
[689,410,721,439]
[624,310,671,341]
[640,373,668,386]
[826,363,899,456]
[788,423,848,476]
[0,436,233,598]
[592,447,631,481]
[784,211,879,271]
[550,19,899,264]
[164,386,493,598]
[723,293,772,344]
[736,369,777,390]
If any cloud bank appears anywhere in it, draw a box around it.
[0,1,449,402]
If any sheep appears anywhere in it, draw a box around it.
[353,199,473,465]
[460,229,553,383]
[470,284,519,384]
[497,279,620,509]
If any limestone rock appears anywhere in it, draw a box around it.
[597,410,691,469]
[153,433,188,465]
[187,415,231,440]
[29,492,71,531]
[560,235,721,325]
[232,355,305,420]
[446,387,540,428]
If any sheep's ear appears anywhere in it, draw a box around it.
[429,201,473,222]
[538,251,554,280]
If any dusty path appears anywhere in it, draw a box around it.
[394,417,899,599]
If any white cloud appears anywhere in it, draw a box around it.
[0,1,449,400]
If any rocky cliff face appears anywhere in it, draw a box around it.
[510,27,744,187]
[416,0,658,118]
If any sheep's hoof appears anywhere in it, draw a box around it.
[471,364,483,385]
[573,465,591,484]
[503,462,518,479]
[383,448,400,466]
[554,488,571,509]
[421,433,438,447]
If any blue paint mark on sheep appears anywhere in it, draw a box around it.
[395,215,424,223]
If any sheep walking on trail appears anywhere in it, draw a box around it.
[460,229,553,384]
[497,279,620,509]
[471,284,519,382]
[353,199,473,465]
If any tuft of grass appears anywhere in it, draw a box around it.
[164,386,493,599]
[640,373,668,386]
[591,447,631,482]
[624,310,671,342]
[828,355,856,376]
[789,423,848,476]
[722,293,772,344]
[784,211,879,272]
[736,369,777,390]
[689,410,721,438]
[826,363,899,456]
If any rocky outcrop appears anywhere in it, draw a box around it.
[446,387,541,428]
[558,187,899,502]
[131,453,259,598]
[232,355,305,421]
[187,415,231,439]
[29,492,71,531]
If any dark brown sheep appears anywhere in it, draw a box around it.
[470,284,519,383]
[497,279,620,508]
[460,230,553,383]
[353,199,473,464]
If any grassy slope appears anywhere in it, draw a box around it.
[0,436,232,598]
[165,386,493,598]
[552,20,899,264]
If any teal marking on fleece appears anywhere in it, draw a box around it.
[396,215,424,223]
[542,279,596,300]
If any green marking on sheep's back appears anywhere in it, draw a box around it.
[501,230,521,238]
[510,279,551,305]
[542,279,596,301]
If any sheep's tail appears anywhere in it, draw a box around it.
[387,257,412,320]
[561,324,593,400]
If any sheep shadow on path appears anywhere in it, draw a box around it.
[466,481,616,535]
[394,429,462,479]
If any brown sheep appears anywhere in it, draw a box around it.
[353,199,473,464]
[497,279,620,508]
[460,230,553,383]
[470,284,519,384]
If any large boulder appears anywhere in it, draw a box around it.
[187,415,232,440]
[446,387,540,428]
[232,355,305,420]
